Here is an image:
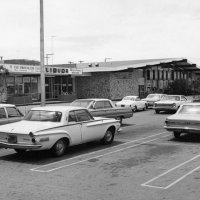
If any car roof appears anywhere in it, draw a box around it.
[74,98,111,101]
[0,104,16,107]
[165,95,182,96]
[123,96,138,98]
[31,106,87,112]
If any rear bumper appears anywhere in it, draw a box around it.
[153,107,177,111]
[0,141,42,150]
[164,126,200,133]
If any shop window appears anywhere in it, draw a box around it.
[6,76,15,96]
[23,77,31,94]
[166,71,168,80]
[147,70,150,80]
[153,70,156,80]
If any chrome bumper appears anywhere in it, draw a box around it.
[164,126,200,133]
[0,141,42,150]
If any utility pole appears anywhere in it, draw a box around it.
[40,0,45,106]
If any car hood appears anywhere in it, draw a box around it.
[0,120,61,134]
[167,114,200,121]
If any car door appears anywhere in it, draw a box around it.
[90,101,106,117]
[66,111,82,145]
[0,107,8,125]
[6,107,23,124]
[135,97,142,109]
[74,109,103,143]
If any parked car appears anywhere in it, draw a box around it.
[0,106,120,156]
[142,93,166,108]
[153,95,188,114]
[70,98,133,124]
[115,96,147,112]
[164,103,200,138]
[0,104,24,125]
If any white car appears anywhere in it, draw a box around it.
[0,104,24,125]
[165,103,200,138]
[0,106,120,157]
[115,96,147,112]
[142,93,166,108]
[153,95,188,114]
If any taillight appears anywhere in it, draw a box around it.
[29,132,36,143]
[172,103,176,108]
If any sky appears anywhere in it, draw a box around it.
[1,0,200,64]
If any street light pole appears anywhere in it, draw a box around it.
[40,0,45,106]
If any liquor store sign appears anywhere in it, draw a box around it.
[4,64,82,75]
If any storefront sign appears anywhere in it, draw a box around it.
[4,64,41,74]
[4,64,82,75]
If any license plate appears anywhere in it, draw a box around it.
[8,135,17,143]
[121,105,125,107]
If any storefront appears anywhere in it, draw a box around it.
[1,64,82,104]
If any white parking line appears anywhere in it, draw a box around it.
[30,132,170,173]
[141,154,200,189]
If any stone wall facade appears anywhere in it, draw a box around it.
[76,73,111,99]
[76,69,143,100]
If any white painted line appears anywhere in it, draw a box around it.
[31,131,167,171]
[142,154,200,189]
[164,165,200,189]
[30,134,170,173]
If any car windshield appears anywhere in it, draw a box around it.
[179,105,200,114]
[122,96,136,101]
[70,100,94,108]
[24,110,62,122]
[161,96,180,101]
[147,94,160,99]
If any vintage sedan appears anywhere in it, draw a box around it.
[115,96,147,112]
[0,106,120,157]
[164,103,200,138]
[142,93,166,108]
[153,95,188,114]
[0,104,24,125]
[70,98,133,125]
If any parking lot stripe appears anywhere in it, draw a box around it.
[30,133,170,173]
[141,154,200,189]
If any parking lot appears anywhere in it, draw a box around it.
[0,108,200,200]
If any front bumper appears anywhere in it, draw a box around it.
[164,126,200,134]
[0,141,42,150]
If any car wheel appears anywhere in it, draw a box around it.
[116,116,123,125]
[174,131,181,139]
[51,139,67,157]
[155,110,160,114]
[101,129,115,145]
[132,106,137,112]
[14,149,27,154]
[143,105,146,111]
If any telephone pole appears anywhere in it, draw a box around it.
[40,0,45,106]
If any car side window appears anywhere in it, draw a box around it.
[6,107,22,118]
[104,101,112,108]
[68,111,77,122]
[94,101,104,109]
[0,108,7,119]
[181,96,187,101]
[75,110,93,122]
